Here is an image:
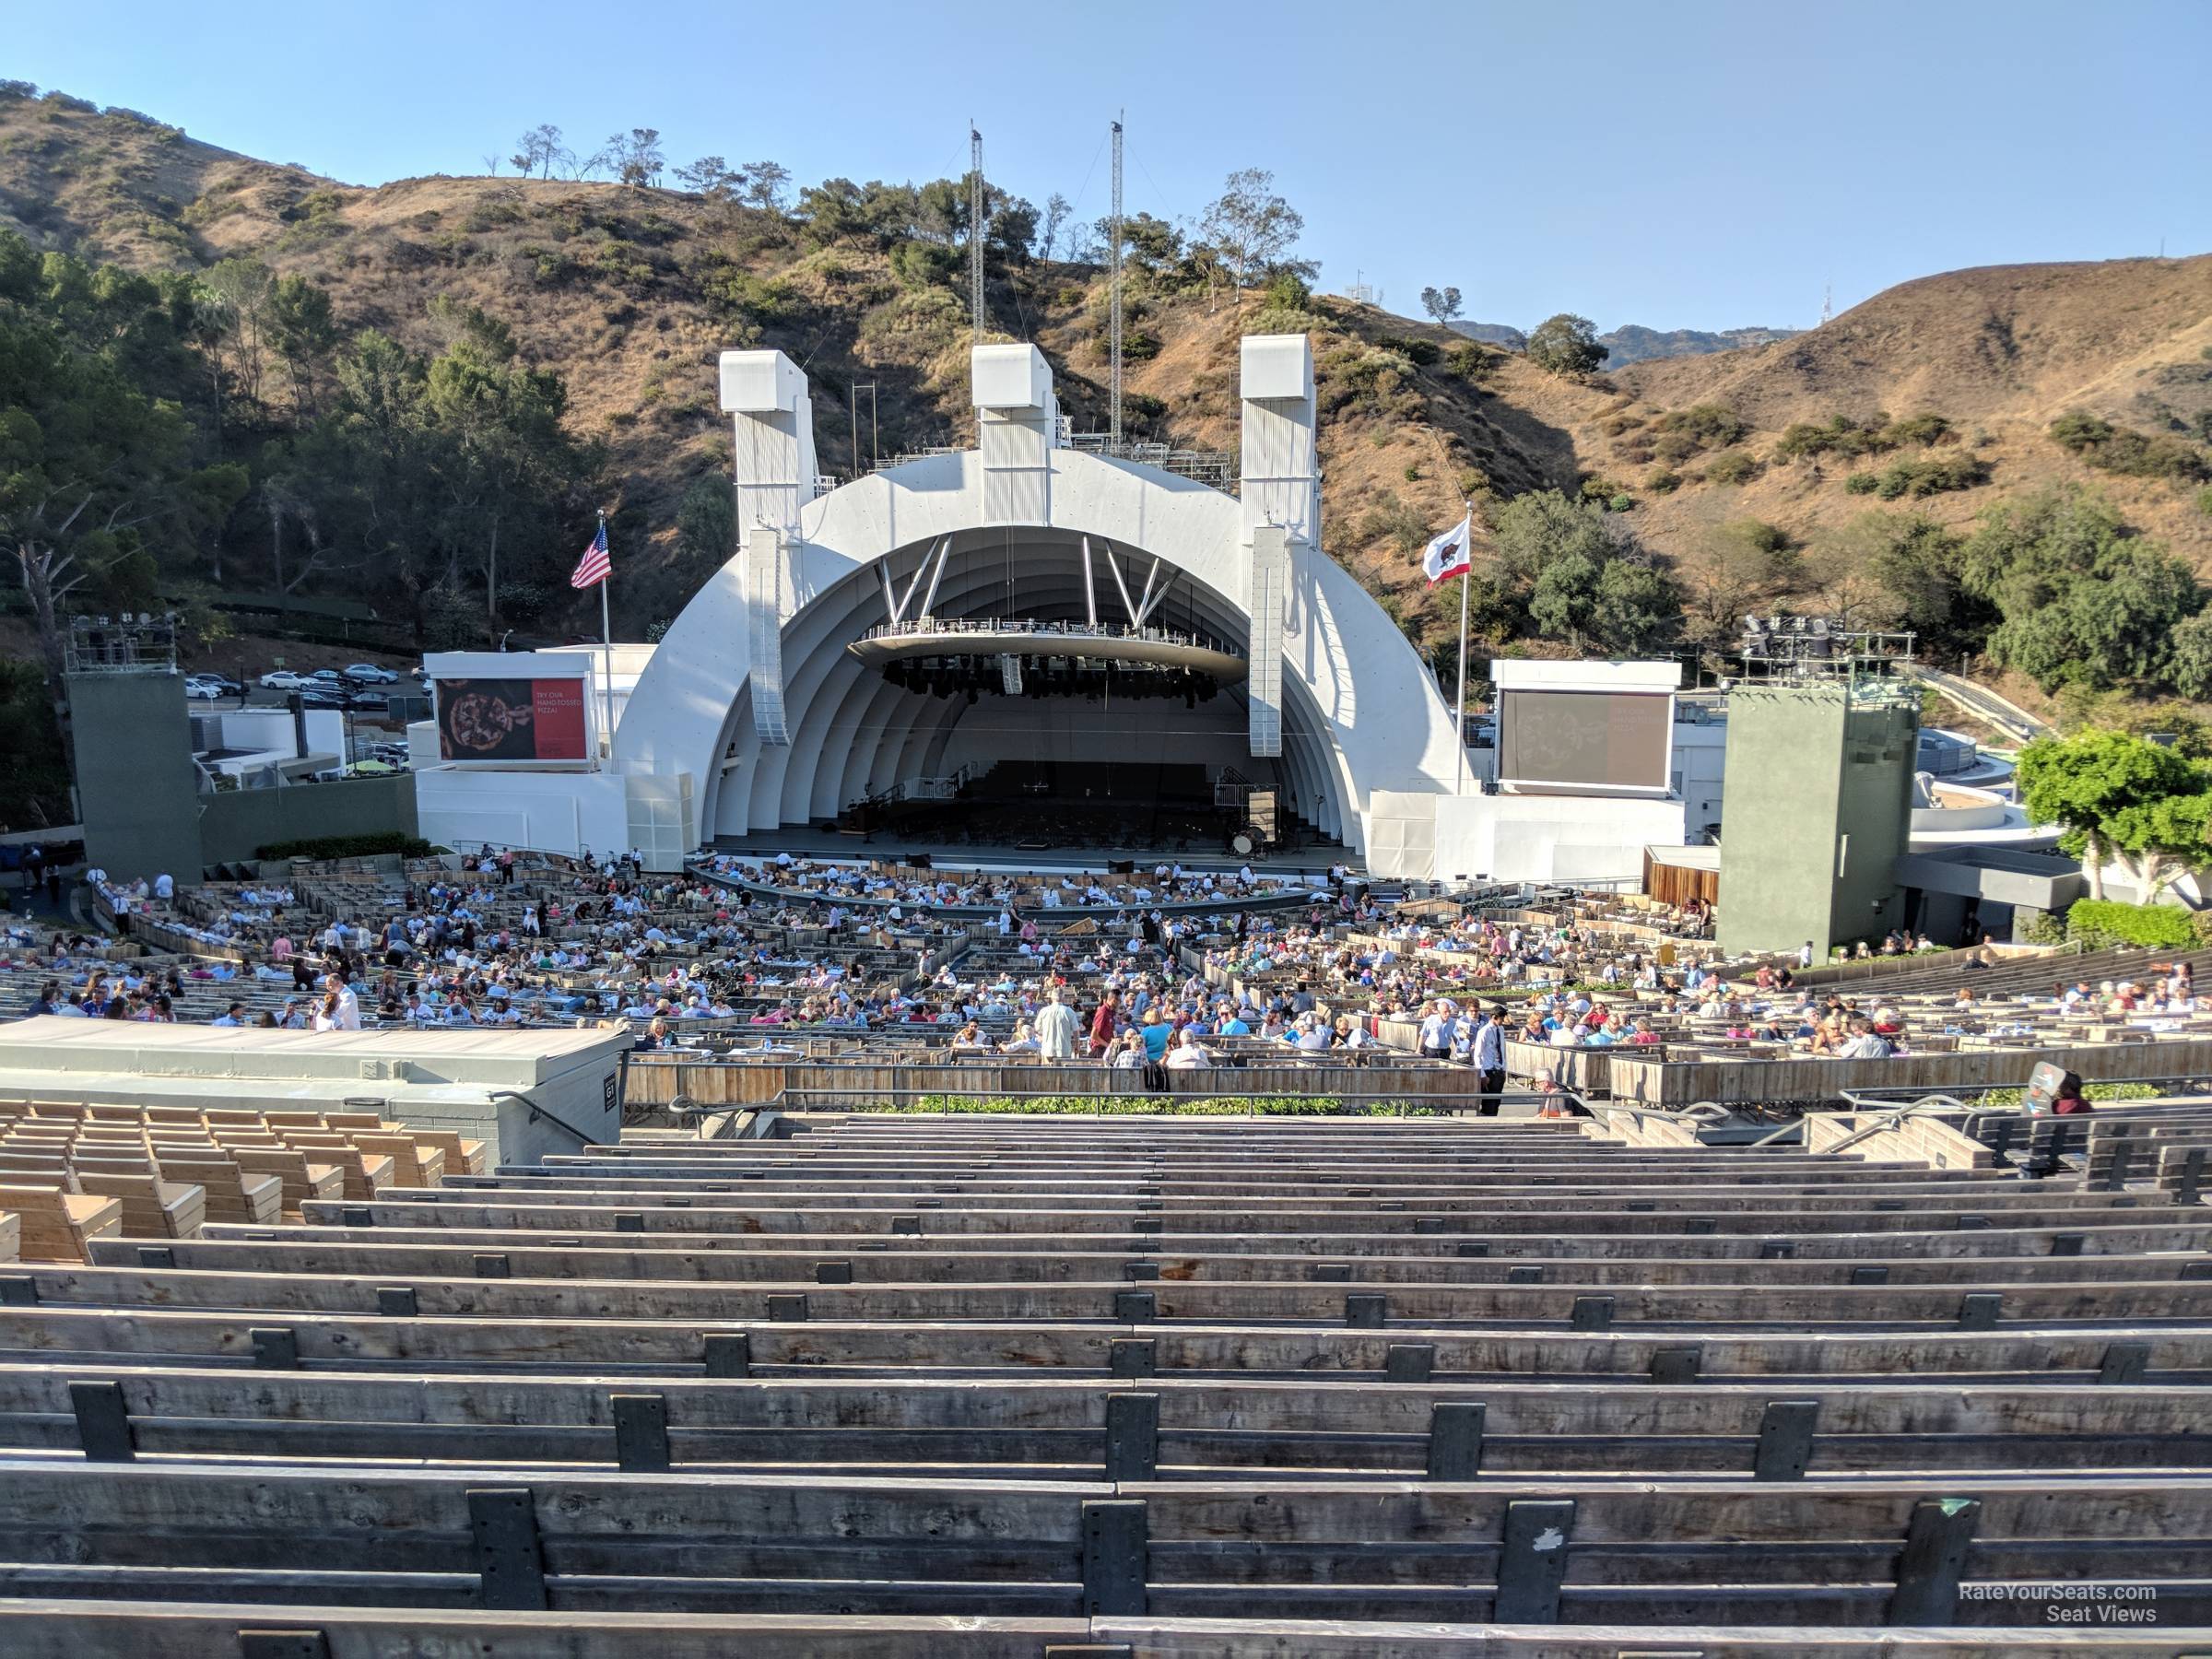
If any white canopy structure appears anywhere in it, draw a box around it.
[607,335,1464,855]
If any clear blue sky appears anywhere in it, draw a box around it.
[12,0,2209,331]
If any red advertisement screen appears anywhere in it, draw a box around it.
[434,678,589,762]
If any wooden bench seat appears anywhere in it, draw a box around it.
[68,1174,204,1241]
[0,1187,122,1264]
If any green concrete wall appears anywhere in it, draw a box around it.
[196,774,419,865]
[66,671,202,885]
[1716,683,1916,959]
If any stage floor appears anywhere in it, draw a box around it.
[705,825,1348,877]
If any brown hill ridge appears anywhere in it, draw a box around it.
[4,91,2209,668]
[1622,255,2212,429]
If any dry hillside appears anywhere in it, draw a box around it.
[6,92,2210,673]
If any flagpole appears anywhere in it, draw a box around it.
[596,510,613,762]
[1453,497,1472,797]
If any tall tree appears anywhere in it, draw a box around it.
[0,233,245,758]
[508,124,571,181]
[1420,286,1464,325]
[599,128,665,189]
[1525,313,1606,378]
[2017,729,2210,900]
[737,160,791,213]
[1197,169,1308,309]
[674,156,735,198]
[1039,193,1071,261]
[266,274,337,422]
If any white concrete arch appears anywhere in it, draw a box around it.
[614,341,1465,855]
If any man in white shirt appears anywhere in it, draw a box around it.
[153,872,175,900]
[1035,990,1080,1060]
[328,973,363,1031]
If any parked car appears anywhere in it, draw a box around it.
[345,689,390,711]
[258,671,310,691]
[308,669,344,683]
[342,663,400,684]
[184,677,224,700]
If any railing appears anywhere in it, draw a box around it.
[1065,433,1237,493]
[857,617,1241,657]
[669,1079,1602,1119]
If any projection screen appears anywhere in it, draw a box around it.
[1497,688,1671,791]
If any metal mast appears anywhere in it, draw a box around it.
[969,124,985,342]
[1109,117,1124,447]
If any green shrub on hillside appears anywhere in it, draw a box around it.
[2061,899,2200,950]
[1645,467,1683,495]
[1650,404,1748,463]
[1872,453,1989,498]
[1525,313,1606,379]
[2049,412,2210,483]
[1777,411,1953,461]
[1843,471,1879,494]
[1377,335,1441,367]
[2193,485,2212,518]
[1444,341,1498,382]
[1704,449,1760,485]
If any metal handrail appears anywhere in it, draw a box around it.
[489,1088,600,1147]
[702,1079,1603,1119]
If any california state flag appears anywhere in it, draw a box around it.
[1422,511,1474,585]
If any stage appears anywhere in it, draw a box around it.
[702,825,1346,878]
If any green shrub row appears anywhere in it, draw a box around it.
[892,1094,1450,1116]
[2061,898,2206,950]
[2049,413,2209,484]
[255,831,434,861]
[1843,453,1990,499]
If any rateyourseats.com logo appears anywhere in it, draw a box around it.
[1959,1583,2162,1624]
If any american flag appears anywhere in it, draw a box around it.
[570,519,611,589]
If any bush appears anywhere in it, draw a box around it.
[1872,453,1989,499]
[2195,485,2212,518]
[2061,899,2199,950]
[1704,449,1759,485]
[898,1094,1450,1116]
[1645,467,1683,495]
[1525,313,1606,379]
[1377,335,1440,367]
[1444,342,1497,382]
[1650,404,1748,463]
[1843,471,1879,494]
[256,831,432,862]
[2049,411,2210,483]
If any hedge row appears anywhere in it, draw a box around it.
[255,831,434,861]
[2062,898,2206,950]
[892,1094,1450,1117]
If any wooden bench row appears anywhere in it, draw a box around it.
[14,1260,2212,1328]
[119,1231,2212,1290]
[302,1194,2187,1237]
[191,1214,2212,1262]
[6,1307,2202,1384]
[8,1365,2207,1478]
[0,1459,2204,1626]
[3,1601,2193,1659]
